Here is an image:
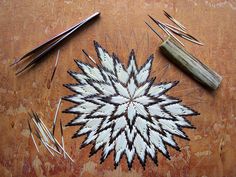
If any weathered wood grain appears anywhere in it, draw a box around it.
[0,0,236,177]
[160,37,222,90]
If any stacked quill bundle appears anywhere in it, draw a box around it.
[27,99,73,162]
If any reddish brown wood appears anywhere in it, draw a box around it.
[0,0,236,176]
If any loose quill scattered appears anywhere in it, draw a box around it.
[145,13,222,90]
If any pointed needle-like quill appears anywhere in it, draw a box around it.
[34,129,55,156]
[52,98,62,136]
[36,114,60,151]
[163,10,186,30]
[47,50,60,89]
[164,23,187,34]
[82,49,97,64]
[144,21,164,41]
[148,15,184,46]
[31,112,49,143]
[60,119,66,158]
[28,120,39,152]
[163,24,203,45]
[53,138,74,162]
[44,142,61,155]
[163,26,185,46]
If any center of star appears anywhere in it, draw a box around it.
[109,95,132,105]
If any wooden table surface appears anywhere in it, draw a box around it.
[0,0,236,176]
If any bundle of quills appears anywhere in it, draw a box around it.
[27,99,74,162]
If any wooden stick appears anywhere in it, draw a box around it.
[160,37,222,90]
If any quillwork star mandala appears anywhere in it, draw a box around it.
[63,41,199,169]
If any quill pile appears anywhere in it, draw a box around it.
[27,99,74,162]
